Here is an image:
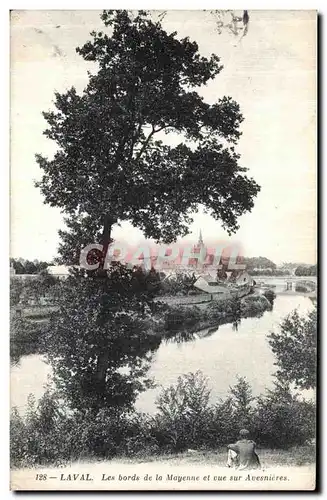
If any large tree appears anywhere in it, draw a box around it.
[36,9,260,265]
[268,307,317,390]
[35,10,260,409]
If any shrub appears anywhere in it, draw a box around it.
[152,373,314,452]
[164,306,202,332]
[229,376,256,431]
[206,377,257,447]
[268,307,317,390]
[10,390,144,467]
[263,289,276,305]
[10,407,30,467]
[242,294,271,316]
[10,391,93,467]
[11,375,316,465]
[206,397,238,447]
[122,412,160,457]
[254,382,316,448]
[154,371,212,451]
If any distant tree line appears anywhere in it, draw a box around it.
[243,257,317,277]
[243,256,277,271]
[242,257,288,276]
[249,269,290,277]
[10,258,52,275]
[294,264,317,277]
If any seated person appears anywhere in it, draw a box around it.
[227,429,261,470]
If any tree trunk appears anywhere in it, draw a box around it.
[95,351,110,396]
[100,214,113,270]
[94,214,114,399]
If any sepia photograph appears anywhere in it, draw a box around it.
[10,9,317,491]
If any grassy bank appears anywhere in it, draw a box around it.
[105,445,316,468]
[11,446,315,470]
[163,293,272,338]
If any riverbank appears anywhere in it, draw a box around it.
[162,293,272,339]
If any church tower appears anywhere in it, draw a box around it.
[198,229,204,247]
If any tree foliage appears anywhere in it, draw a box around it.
[155,370,212,450]
[255,380,316,448]
[228,375,254,428]
[10,258,50,275]
[263,289,276,305]
[36,9,260,264]
[268,307,317,390]
[159,271,197,296]
[44,265,165,412]
[294,264,317,277]
[243,256,277,271]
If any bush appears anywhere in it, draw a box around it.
[268,307,317,390]
[206,378,256,448]
[122,412,160,457]
[11,392,87,467]
[241,294,272,316]
[154,371,212,451]
[10,391,151,467]
[254,383,316,448]
[164,306,202,332]
[153,374,258,452]
[152,373,314,452]
[263,289,276,305]
[206,398,238,447]
[11,375,316,466]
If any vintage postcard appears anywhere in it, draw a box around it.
[10,9,317,491]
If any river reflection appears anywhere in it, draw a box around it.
[11,295,314,415]
[136,295,314,413]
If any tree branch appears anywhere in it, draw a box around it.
[134,125,167,161]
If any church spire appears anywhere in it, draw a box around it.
[198,229,204,246]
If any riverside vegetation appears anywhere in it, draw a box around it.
[11,372,315,468]
[10,272,315,468]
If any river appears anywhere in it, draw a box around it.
[11,294,315,414]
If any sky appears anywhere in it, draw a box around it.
[10,10,317,265]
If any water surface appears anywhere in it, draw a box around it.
[11,295,314,414]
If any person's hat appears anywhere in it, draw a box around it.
[239,429,250,438]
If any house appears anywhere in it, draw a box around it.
[194,270,254,296]
[47,265,71,278]
[234,270,253,286]
[194,275,231,296]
